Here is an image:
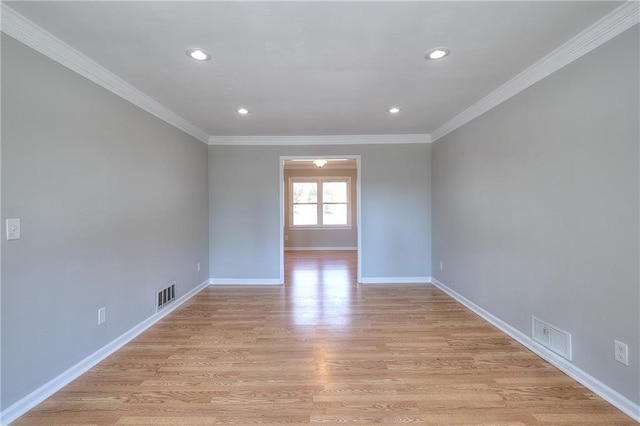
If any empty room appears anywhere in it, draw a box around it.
[1,1,639,424]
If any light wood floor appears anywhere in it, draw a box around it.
[14,251,636,424]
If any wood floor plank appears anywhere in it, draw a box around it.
[13,251,637,424]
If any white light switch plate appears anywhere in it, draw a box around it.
[6,219,21,240]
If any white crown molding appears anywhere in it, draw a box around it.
[209,134,432,146]
[431,1,640,142]
[0,4,210,144]
[430,278,640,422]
[4,1,636,147]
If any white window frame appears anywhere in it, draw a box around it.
[288,176,352,230]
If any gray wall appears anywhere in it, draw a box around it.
[209,143,431,280]
[284,167,358,249]
[432,26,639,405]
[1,35,210,409]
[8,14,635,417]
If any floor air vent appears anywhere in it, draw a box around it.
[532,316,572,360]
[157,282,176,312]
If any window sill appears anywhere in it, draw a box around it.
[288,226,353,231]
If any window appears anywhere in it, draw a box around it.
[290,177,351,228]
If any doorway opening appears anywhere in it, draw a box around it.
[279,155,362,284]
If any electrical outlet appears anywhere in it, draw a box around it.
[439,260,444,270]
[197,262,201,272]
[614,340,629,365]
[98,307,106,325]
[6,218,21,240]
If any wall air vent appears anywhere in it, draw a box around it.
[156,282,176,312]
[532,316,572,360]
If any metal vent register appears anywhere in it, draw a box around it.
[532,316,572,360]
[157,282,176,312]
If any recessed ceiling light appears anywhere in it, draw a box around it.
[186,48,211,61]
[425,47,451,60]
[389,107,401,114]
[237,108,249,115]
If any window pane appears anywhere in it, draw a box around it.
[293,204,318,225]
[323,204,348,225]
[323,182,347,203]
[292,182,317,203]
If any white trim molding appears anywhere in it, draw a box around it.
[0,4,209,144]
[209,278,283,285]
[285,247,357,251]
[430,277,640,422]
[0,279,211,426]
[431,1,640,142]
[279,155,363,284]
[359,277,431,284]
[209,134,431,146]
[3,1,637,149]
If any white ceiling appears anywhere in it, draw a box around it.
[5,1,622,139]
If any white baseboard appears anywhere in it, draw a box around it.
[284,246,357,251]
[209,278,283,285]
[359,276,431,284]
[7,276,636,423]
[430,277,640,422]
[0,279,210,426]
